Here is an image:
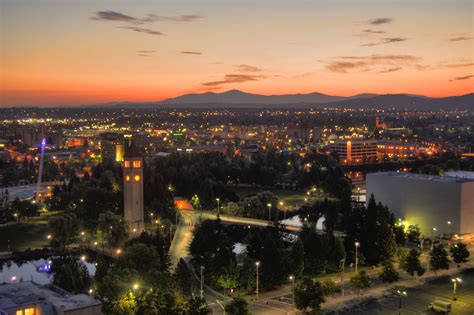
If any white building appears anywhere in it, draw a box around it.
[366,172,474,236]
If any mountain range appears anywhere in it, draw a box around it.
[90,90,473,110]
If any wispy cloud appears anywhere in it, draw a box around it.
[368,18,392,25]
[119,26,164,36]
[355,29,386,37]
[448,36,472,42]
[91,11,204,25]
[234,64,262,72]
[362,37,407,46]
[326,54,421,73]
[181,51,202,55]
[137,50,156,57]
[444,62,474,68]
[202,74,268,87]
[450,75,473,81]
[378,67,402,73]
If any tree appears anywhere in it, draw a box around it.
[119,243,160,275]
[290,238,304,278]
[216,266,239,296]
[294,277,327,311]
[98,211,129,247]
[10,198,40,220]
[450,243,470,267]
[48,212,78,252]
[111,291,138,315]
[136,288,180,315]
[349,270,371,296]
[406,225,421,243]
[379,260,399,284]
[186,297,210,315]
[401,249,425,277]
[430,244,450,275]
[175,259,192,296]
[224,297,250,315]
[51,256,90,294]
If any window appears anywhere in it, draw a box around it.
[124,160,131,168]
[134,175,140,182]
[16,308,35,315]
[133,160,141,168]
[125,175,131,182]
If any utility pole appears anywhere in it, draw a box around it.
[255,261,260,300]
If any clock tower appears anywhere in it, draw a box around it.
[123,140,144,231]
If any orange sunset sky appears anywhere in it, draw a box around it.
[1,0,473,106]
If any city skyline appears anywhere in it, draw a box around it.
[1,0,473,106]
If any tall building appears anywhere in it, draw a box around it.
[329,139,377,164]
[101,140,124,163]
[366,172,474,236]
[123,141,144,231]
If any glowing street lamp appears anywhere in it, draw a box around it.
[116,249,122,255]
[289,275,295,308]
[267,203,272,221]
[216,198,220,216]
[47,234,52,240]
[396,290,407,315]
[255,261,260,300]
[132,283,139,291]
[451,277,462,301]
[431,227,437,250]
[355,241,360,273]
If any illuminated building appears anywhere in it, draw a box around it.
[0,281,101,315]
[123,140,144,231]
[366,172,474,236]
[329,139,377,164]
[101,140,124,163]
[377,140,416,160]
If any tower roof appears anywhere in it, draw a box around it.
[124,140,142,158]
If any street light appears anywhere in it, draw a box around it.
[132,283,139,291]
[256,261,260,300]
[451,277,462,301]
[396,290,407,315]
[431,227,437,250]
[355,241,360,273]
[289,275,295,308]
[216,198,220,216]
[267,203,272,222]
[447,221,452,238]
[200,266,205,299]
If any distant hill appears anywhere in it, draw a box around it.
[159,89,378,105]
[87,90,473,110]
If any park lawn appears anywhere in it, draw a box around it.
[0,220,50,252]
[230,186,308,208]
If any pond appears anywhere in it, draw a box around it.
[0,259,96,285]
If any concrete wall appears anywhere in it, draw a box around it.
[366,173,468,236]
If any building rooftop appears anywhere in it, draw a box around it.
[368,171,474,183]
[0,281,101,313]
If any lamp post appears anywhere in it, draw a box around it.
[355,241,360,273]
[431,227,437,250]
[216,198,220,216]
[289,275,295,309]
[255,261,260,300]
[200,266,205,299]
[279,201,285,220]
[451,277,462,301]
[396,290,407,315]
[447,221,452,238]
[267,203,272,222]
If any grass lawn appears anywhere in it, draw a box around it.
[229,186,309,208]
[0,220,50,252]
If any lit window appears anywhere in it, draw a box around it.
[134,175,140,182]
[124,160,131,168]
[125,175,131,182]
[16,308,35,315]
[133,160,141,168]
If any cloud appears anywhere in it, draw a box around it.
[92,11,204,25]
[92,11,137,23]
[362,37,407,46]
[368,18,392,25]
[326,54,421,73]
[234,64,262,72]
[119,26,164,36]
[138,54,152,57]
[181,51,202,55]
[202,74,268,87]
[450,75,473,81]
[137,50,156,53]
[355,29,386,37]
[444,63,474,68]
[449,36,472,42]
[378,67,402,73]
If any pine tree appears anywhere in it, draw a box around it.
[401,249,425,277]
[430,244,450,275]
[379,259,399,284]
[450,243,470,267]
